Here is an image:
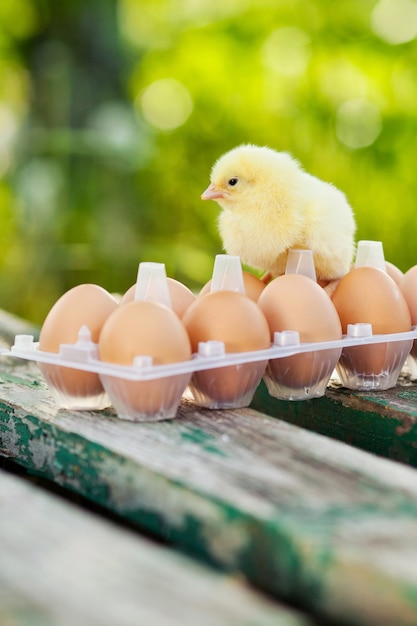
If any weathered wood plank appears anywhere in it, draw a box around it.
[2,354,417,625]
[0,309,39,346]
[0,468,307,626]
[251,375,417,466]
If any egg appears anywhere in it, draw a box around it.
[257,274,342,394]
[399,264,417,362]
[385,261,404,286]
[199,270,265,301]
[331,267,411,334]
[38,284,118,401]
[331,266,412,379]
[400,265,417,324]
[98,301,192,419]
[182,291,270,407]
[259,274,342,342]
[119,277,196,318]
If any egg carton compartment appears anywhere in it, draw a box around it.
[264,325,417,399]
[335,324,416,391]
[336,341,411,391]
[100,372,192,422]
[263,330,342,401]
[5,325,417,417]
[38,361,111,411]
[407,342,417,380]
[264,346,342,401]
[188,360,269,409]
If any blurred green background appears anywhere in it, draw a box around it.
[1,0,417,323]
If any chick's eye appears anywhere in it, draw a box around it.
[228,177,239,186]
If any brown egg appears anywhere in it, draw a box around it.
[400,265,417,324]
[184,291,270,352]
[119,277,196,318]
[98,301,192,418]
[190,361,267,407]
[258,274,342,392]
[182,291,270,407]
[399,264,417,361]
[331,266,412,377]
[258,274,342,342]
[38,284,118,400]
[385,261,404,286]
[331,267,411,334]
[199,271,266,301]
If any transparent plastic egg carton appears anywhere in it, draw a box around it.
[335,324,417,391]
[5,324,417,420]
[37,360,112,411]
[264,334,342,400]
[262,326,417,399]
[185,339,269,409]
[6,331,283,417]
[8,331,194,421]
[407,342,417,380]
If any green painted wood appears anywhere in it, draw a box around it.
[2,354,417,625]
[0,469,304,626]
[251,375,417,467]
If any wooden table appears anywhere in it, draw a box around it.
[1,309,417,625]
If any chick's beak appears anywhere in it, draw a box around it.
[201,183,224,200]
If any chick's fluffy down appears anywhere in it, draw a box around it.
[203,144,356,281]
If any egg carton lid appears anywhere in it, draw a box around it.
[4,325,417,382]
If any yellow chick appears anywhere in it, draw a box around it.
[201,144,356,283]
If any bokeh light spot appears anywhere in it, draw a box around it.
[319,60,369,106]
[336,99,382,149]
[16,158,64,230]
[262,27,310,77]
[371,0,417,44]
[0,105,19,175]
[139,79,193,130]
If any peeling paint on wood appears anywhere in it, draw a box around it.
[0,470,305,626]
[251,376,417,467]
